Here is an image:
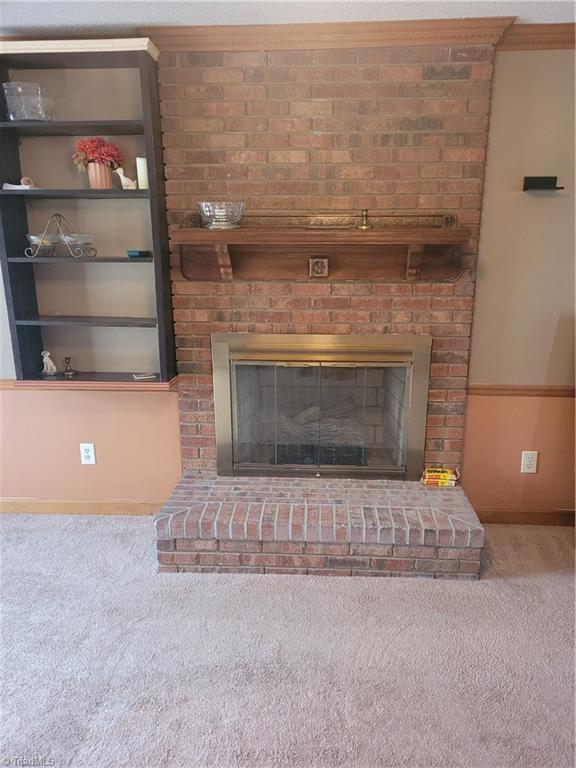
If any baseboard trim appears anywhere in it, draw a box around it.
[477,507,575,526]
[0,498,160,515]
[3,500,573,525]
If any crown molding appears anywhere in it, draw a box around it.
[497,23,575,50]
[0,37,159,60]
[4,21,573,54]
[140,17,515,52]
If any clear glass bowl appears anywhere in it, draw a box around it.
[198,201,245,229]
[3,82,53,121]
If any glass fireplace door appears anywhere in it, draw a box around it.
[231,361,409,474]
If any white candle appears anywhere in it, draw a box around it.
[136,157,149,190]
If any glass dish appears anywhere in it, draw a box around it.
[198,201,245,229]
[26,233,60,257]
[60,234,94,247]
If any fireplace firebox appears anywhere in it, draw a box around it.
[212,334,431,479]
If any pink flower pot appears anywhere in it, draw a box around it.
[87,163,113,190]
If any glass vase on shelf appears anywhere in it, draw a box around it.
[2,82,54,121]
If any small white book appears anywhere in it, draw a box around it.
[2,183,38,190]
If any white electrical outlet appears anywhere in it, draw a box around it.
[520,450,538,474]
[80,443,96,465]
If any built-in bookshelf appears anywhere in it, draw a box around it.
[0,39,176,384]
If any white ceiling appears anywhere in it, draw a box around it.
[0,0,574,35]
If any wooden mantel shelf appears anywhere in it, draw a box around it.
[173,222,469,283]
[172,226,469,247]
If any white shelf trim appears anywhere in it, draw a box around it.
[0,37,159,61]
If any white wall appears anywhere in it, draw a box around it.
[470,49,575,386]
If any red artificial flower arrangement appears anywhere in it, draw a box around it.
[72,137,124,172]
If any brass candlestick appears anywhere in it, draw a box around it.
[357,209,373,230]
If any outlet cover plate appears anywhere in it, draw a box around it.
[80,443,96,465]
[520,450,538,473]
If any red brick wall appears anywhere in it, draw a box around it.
[158,43,496,472]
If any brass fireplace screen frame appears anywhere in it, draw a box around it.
[211,333,432,480]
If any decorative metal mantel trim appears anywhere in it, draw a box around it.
[180,211,458,230]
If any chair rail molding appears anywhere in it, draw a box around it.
[467,384,575,398]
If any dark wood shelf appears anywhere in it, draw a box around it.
[0,189,149,199]
[172,226,470,247]
[7,256,153,263]
[15,315,157,328]
[19,371,158,383]
[13,372,179,391]
[0,44,176,382]
[0,120,145,136]
[175,225,469,282]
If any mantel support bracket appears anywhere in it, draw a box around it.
[405,244,425,281]
[215,243,233,280]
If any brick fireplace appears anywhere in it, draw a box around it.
[152,19,508,576]
[159,39,495,472]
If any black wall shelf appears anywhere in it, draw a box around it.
[0,45,176,382]
[0,120,145,136]
[0,189,149,199]
[19,371,160,384]
[15,315,157,328]
[7,256,153,263]
[522,176,565,191]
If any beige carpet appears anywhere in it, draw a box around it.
[0,515,573,768]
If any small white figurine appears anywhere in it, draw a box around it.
[114,168,137,190]
[41,350,57,376]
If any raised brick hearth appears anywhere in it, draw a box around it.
[155,476,484,578]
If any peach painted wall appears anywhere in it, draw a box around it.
[462,395,575,517]
[0,388,182,505]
